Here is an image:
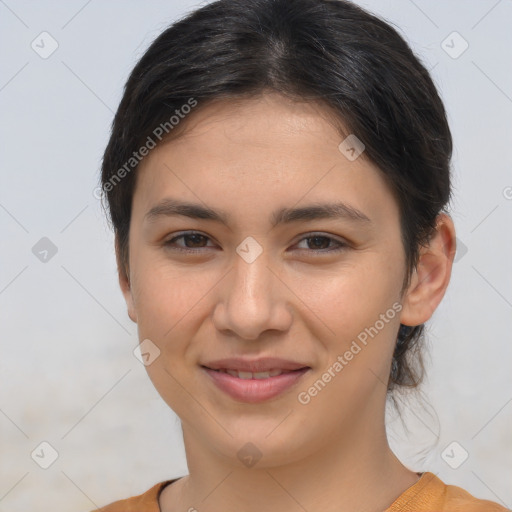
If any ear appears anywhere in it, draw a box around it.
[400,213,457,326]
[115,235,137,323]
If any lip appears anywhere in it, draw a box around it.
[201,364,311,404]
[202,357,309,373]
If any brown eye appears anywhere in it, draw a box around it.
[164,232,214,251]
[294,234,347,253]
[306,236,331,250]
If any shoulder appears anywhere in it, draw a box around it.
[441,477,509,512]
[386,472,510,512]
[93,480,175,512]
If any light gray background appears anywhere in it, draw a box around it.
[1,1,511,510]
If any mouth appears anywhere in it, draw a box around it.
[200,363,311,403]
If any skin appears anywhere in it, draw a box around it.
[117,92,456,512]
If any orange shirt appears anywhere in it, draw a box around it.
[95,472,509,511]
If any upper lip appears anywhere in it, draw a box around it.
[202,357,310,373]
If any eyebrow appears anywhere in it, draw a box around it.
[144,198,372,229]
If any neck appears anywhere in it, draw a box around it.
[160,406,420,512]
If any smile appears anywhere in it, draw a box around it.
[202,366,310,403]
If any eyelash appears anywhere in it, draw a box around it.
[163,231,348,255]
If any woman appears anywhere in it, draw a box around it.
[95,0,508,510]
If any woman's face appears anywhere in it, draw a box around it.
[121,92,411,467]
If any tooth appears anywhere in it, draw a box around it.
[253,371,270,379]
[221,369,289,379]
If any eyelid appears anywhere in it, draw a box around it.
[164,230,349,253]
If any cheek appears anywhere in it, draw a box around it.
[296,254,404,391]
[130,258,216,350]
[129,263,213,410]
[300,257,403,335]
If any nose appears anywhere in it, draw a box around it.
[212,250,293,340]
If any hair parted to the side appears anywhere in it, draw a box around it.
[100,0,453,396]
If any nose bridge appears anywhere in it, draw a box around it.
[234,251,272,304]
[213,248,291,339]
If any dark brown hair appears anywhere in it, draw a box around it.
[100,0,453,394]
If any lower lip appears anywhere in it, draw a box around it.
[202,367,310,403]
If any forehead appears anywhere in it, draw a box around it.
[132,93,399,227]
[157,93,348,156]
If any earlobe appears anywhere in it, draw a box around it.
[399,213,456,327]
